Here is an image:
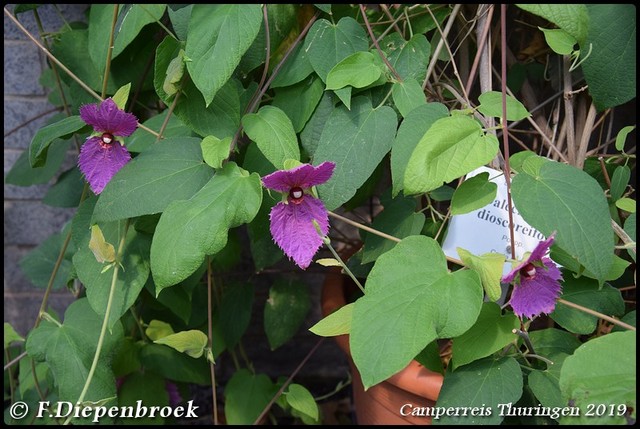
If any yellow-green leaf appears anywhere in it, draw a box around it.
[145,320,175,341]
[154,330,209,359]
[457,248,505,302]
[309,303,353,337]
[89,225,116,264]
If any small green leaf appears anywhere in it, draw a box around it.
[264,280,311,350]
[610,165,630,201]
[139,343,211,385]
[4,322,24,348]
[624,213,635,262]
[516,4,589,44]
[225,369,277,424]
[509,150,538,172]
[457,248,505,302]
[43,167,85,208]
[145,320,175,341]
[326,51,382,90]
[6,139,70,186]
[242,106,300,170]
[528,328,582,356]
[559,331,635,425]
[111,82,131,110]
[615,197,636,213]
[89,225,116,264]
[315,258,342,267]
[477,91,531,121]
[528,352,569,409]
[154,330,209,359]
[615,125,636,152]
[117,372,169,425]
[314,4,331,14]
[539,27,577,55]
[304,17,368,82]
[186,4,262,106]
[451,303,518,369]
[451,172,498,215]
[436,356,523,425]
[285,384,319,421]
[29,116,86,167]
[272,75,325,133]
[19,229,75,290]
[163,49,186,97]
[309,303,353,337]
[201,135,231,169]
[404,115,499,194]
[387,34,431,82]
[391,78,426,118]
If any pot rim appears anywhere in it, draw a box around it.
[321,265,444,402]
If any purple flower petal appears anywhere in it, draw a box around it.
[502,233,556,284]
[262,161,335,192]
[78,137,131,194]
[165,381,182,407]
[79,98,138,137]
[509,259,563,319]
[269,195,329,269]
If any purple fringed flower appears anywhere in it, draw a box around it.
[262,162,336,269]
[502,233,563,320]
[78,98,138,194]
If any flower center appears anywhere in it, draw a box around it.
[520,263,537,280]
[289,187,304,204]
[101,132,115,147]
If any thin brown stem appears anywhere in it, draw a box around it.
[3,350,27,372]
[252,338,325,425]
[359,4,402,82]
[156,91,180,142]
[206,257,219,425]
[3,107,62,138]
[500,5,516,260]
[101,5,119,99]
[423,4,462,90]
[465,4,494,96]
[557,298,636,331]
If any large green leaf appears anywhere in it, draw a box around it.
[325,51,383,90]
[285,384,319,422]
[87,4,113,75]
[270,42,314,88]
[242,106,300,169]
[351,236,483,388]
[451,303,518,369]
[477,91,531,121]
[404,115,499,195]
[20,229,76,290]
[559,331,636,425]
[26,299,123,406]
[73,222,151,329]
[29,116,85,168]
[387,34,431,82]
[117,372,169,425]
[150,162,262,291]
[112,4,167,58]
[528,328,582,356]
[314,97,397,210]
[511,161,614,283]
[225,369,277,425]
[185,4,262,107]
[361,193,424,264]
[581,5,636,110]
[219,282,254,349]
[92,137,214,222]
[550,275,624,334]
[42,167,85,208]
[303,17,368,82]
[272,75,325,133]
[139,343,211,385]
[264,279,310,350]
[434,357,523,425]
[391,78,426,118]
[516,4,589,44]
[391,102,449,196]
[299,92,335,157]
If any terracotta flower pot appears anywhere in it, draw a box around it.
[321,265,444,425]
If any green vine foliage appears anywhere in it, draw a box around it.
[4,4,636,425]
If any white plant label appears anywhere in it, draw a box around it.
[442,166,546,274]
